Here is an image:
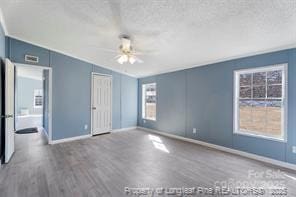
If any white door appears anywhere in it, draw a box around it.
[92,74,112,135]
[5,59,15,163]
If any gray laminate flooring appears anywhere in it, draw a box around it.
[0,129,295,197]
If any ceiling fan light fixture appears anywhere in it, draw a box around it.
[115,35,143,65]
[129,56,136,64]
[117,59,124,64]
[117,54,128,64]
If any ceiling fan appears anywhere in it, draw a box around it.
[115,35,143,64]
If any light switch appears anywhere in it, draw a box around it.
[293,146,296,154]
[193,128,197,134]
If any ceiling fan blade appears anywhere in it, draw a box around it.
[114,55,121,59]
[87,45,119,54]
[135,56,144,63]
[132,50,158,56]
[132,51,144,55]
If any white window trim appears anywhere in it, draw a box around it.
[142,83,157,121]
[233,63,288,142]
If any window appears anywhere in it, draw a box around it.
[142,83,156,120]
[234,64,287,141]
[34,89,43,108]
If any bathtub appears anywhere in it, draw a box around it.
[16,114,43,130]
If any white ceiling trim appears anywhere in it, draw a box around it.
[0,7,7,35]
[8,34,137,78]
[8,34,296,79]
[137,43,296,78]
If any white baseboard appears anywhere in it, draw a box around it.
[112,127,137,133]
[138,126,296,171]
[40,127,49,140]
[50,127,137,144]
[50,134,92,144]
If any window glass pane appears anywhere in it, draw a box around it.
[251,100,266,133]
[240,86,251,98]
[266,99,282,138]
[267,85,282,98]
[239,100,252,131]
[34,89,43,108]
[253,72,266,85]
[266,99,282,107]
[235,65,285,140]
[267,70,282,85]
[253,86,266,98]
[240,74,251,86]
[145,103,156,120]
[35,96,43,106]
[142,83,156,120]
[239,99,282,137]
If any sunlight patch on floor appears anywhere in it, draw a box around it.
[149,134,169,153]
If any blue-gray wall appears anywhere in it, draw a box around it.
[138,49,296,165]
[5,33,295,165]
[0,22,5,161]
[16,77,43,115]
[6,37,138,141]
[8,38,50,67]
[50,52,93,140]
[121,74,138,128]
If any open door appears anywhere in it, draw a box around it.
[4,59,15,163]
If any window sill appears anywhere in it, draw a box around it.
[33,106,43,109]
[234,131,286,143]
[142,118,156,122]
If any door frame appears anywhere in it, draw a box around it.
[14,63,53,144]
[4,59,15,163]
[91,72,112,136]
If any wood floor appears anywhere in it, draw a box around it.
[0,129,295,197]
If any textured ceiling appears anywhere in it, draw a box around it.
[1,0,296,77]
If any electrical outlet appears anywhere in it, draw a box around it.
[193,128,197,134]
[84,124,88,130]
[143,119,146,123]
[293,146,296,154]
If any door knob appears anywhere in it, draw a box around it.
[92,107,96,110]
[2,115,13,118]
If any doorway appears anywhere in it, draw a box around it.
[2,60,53,164]
[14,63,52,145]
[91,73,112,135]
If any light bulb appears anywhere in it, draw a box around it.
[117,59,124,64]
[117,56,124,64]
[122,54,128,62]
[129,56,136,64]
[117,55,128,64]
